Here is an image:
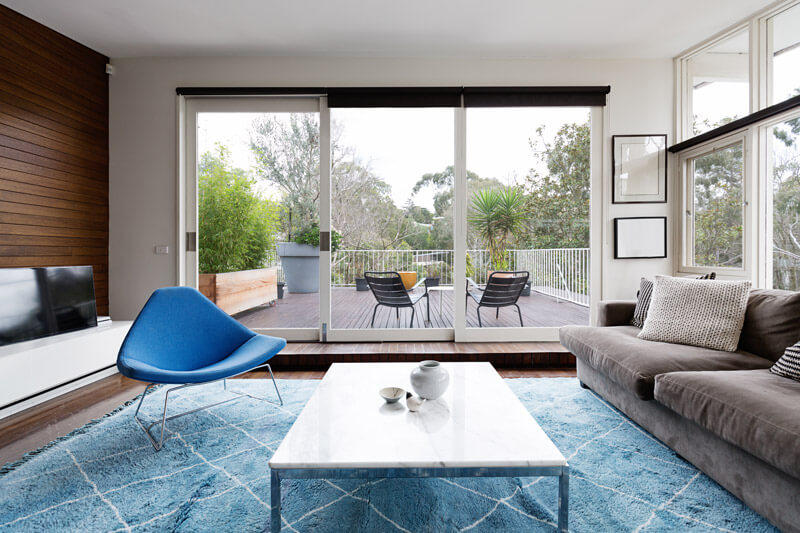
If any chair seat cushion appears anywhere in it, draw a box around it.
[119,334,286,384]
[654,369,800,479]
[559,325,773,400]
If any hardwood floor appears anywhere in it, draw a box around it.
[0,362,575,466]
[236,288,589,329]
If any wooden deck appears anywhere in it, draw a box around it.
[235,287,589,329]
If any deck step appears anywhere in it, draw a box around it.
[270,342,575,369]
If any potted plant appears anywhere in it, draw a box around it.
[277,224,341,293]
[354,253,369,291]
[468,186,526,278]
[424,263,442,288]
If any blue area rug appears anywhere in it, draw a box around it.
[0,378,776,532]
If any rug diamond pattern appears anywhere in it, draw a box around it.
[0,378,778,532]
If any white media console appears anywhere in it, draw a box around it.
[0,320,132,419]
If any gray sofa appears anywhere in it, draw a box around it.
[559,289,800,532]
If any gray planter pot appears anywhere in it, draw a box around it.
[277,242,320,293]
[355,278,369,291]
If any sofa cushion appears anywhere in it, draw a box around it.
[739,288,800,362]
[654,369,800,479]
[559,325,773,400]
[639,276,750,352]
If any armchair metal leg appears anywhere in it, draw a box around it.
[515,304,524,327]
[132,364,284,451]
[476,306,482,327]
[134,382,236,451]
[224,363,283,407]
[371,304,379,327]
[410,307,415,328]
[496,307,500,319]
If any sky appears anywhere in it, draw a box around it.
[196,40,799,212]
[197,106,589,211]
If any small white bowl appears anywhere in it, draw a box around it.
[379,387,405,404]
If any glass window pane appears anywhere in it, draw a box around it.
[770,3,800,104]
[768,116,800,290]
[329,108,454,330]
[690,142,744,268]
[197,111,320,329]
[689,30,750,136]
[465,107,591,328]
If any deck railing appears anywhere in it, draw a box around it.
[267,248,589,307]
[328,248,591,306]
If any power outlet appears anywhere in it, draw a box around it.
[154,245,169,255]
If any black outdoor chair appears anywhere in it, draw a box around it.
[364,271,429,327]
[466,271,530,327]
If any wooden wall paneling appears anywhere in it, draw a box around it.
[0,5,110,315]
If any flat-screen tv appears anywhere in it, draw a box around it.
[0,266,98,347]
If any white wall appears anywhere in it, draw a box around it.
[109,56,673,319]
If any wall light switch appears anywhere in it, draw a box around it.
[154,245,169,255]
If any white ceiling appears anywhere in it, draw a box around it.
[2,0,775,59]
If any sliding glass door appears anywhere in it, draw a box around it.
[185,98,323,340]
[326,107,454,341]
[183,93,602,342]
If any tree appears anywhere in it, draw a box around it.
[250,114,320,240]
[692,144,744,267]
[771,116,800,290]
[411,166,503,249]
[524,120,591,249]
[198,145,280,274]
[468,186,527,270]
[250,115,416,250]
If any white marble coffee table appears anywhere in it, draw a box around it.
[268,362,569,531]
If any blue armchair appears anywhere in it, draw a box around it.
[117,287,287,450]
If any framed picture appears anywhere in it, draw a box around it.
[614,217,667,259]
[612,134,667,204]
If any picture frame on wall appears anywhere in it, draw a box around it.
[612,134,667,204]
[614,217,667,259]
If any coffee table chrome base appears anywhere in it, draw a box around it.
[270,464,569,532]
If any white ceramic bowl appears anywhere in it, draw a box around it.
[379,387,405,404]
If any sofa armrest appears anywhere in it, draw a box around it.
[597,300,636,327]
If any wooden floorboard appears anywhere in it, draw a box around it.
[236,287,589,330]
[0,364,576,466]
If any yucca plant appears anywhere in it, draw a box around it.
[468,186,527,271]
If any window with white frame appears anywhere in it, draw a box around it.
[766,111,800,290]
[767,2,800,105]
[685,29,750,137]
[682,138,747,270]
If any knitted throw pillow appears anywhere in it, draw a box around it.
[630,272,716,328]
[638,275,750,352]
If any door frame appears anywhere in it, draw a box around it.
[179,96,603,342]
[182,96,323,341]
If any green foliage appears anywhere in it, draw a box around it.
[692,142,744,268]
[250,114,320,240]
[465,252,475,279]
[198,145,280,274]
[524,120,590,249]
[468,186,527,270]
[293,224,342,252]
[771,116,800,290]
[411,166,503,249]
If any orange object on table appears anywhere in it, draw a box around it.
[397,271,417,290]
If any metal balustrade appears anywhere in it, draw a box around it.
[265,248,590,307]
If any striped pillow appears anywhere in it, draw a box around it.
[771,342,800,381]
[630,272,716,328]
[630,278,653,328]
